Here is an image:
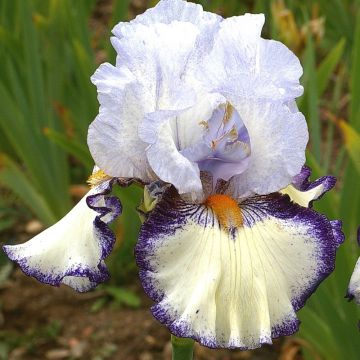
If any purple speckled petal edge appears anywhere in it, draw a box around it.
[292,166,336,206]
[3,178,123,292]
[136,187,343,349]
[241,193,343,312]
[86,178,122,259]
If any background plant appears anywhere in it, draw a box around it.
[0,0,359,359]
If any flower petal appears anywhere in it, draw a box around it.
[146,119,203,197]
[88,65,153,180]
[139,94,224,197]
[113,0,221,39]
[346,228,360,304]
[200,14,303,101]
[89,17,210,181]
[280,166,336,208]
[3,180,121,292]
[136,188,341,349]
[111,20,199,110]
[225,102,308,197]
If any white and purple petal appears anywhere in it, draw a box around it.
[346,228,360,304]
[145,119,203,197]
[280,166,336,208]
[3,180,121,292]
[136,188,342,349]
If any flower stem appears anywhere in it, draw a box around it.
[171,335,194,360]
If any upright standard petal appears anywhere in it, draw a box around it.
[136,187,342,349]
[3,180,121,292]
[113,0,221,38]
[111,21,200,110]
[89,16,209,184]
[88,65,153,181]
[224,101,308,197]
[200,14,303,101]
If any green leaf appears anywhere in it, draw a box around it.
[0,154,56,225]
[317,38,346,97]
[0,218,15,232]
[300,34,321,162]
[337,119,360,175]
[44,128,93,171]
[350,8,360,129]
[104,286,141,308]
[90,297,108,313]
[171,335,194,360]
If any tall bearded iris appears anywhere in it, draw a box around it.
[4,0,343,351]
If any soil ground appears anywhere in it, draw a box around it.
[0,268,299,360]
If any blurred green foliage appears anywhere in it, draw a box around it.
[1,0,360,359]
[0,320,62,359]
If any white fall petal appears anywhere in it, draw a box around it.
[136,188,342,349]
[3,182,120,292]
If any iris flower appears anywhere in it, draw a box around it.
[4,0,343,350]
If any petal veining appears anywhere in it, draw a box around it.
[181,103,251,183]
[136,188,342,349]
[224,102,308,197]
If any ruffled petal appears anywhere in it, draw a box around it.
[280,166,336,207]
[88,65,153,181]
[3,180,121,292]
[136,188,342,349]
[146,120,203,197]
[139,94,224,197]
[225,102,308,197]
[111,20,199,110]
[113,0,221,38]
[89,13,212,182]
[139,93,223,146]
[199,14,303,101]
